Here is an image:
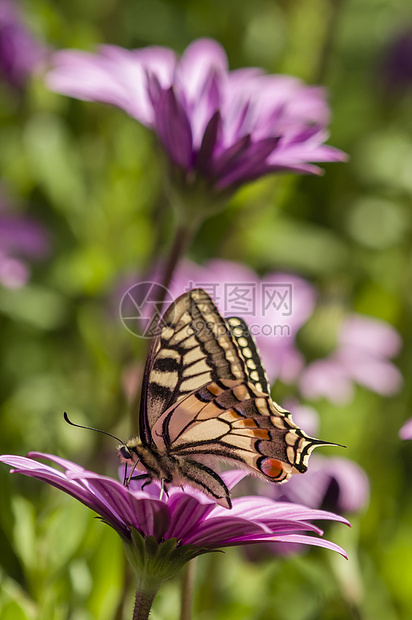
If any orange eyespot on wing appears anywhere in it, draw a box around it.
[259,457,286,480]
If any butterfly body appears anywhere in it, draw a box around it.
[121,288,334,509]
[121,438,234,507]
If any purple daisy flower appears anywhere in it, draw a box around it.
[399,418,412,440]
[46,38,346,196]
[0,0,46,90]
[283,454,369,514]
[0,207,49,288]
[0,452,348,615]
[299,314,403,404]
[0,452,348,556]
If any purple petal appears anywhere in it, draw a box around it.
[211,134,251,177]
[197,110,222,174]
[343,355,403,396]
[69,471,171,540]
[209,525,321,547]
[400,418,412,440]
[0,0,46,89]
[0,454,130,536]
[216,137,280,189]
[268,162,324,175]
[184,65,223,150]
[182,516,269,547]
[224,497,349,526]
[0,256,29,288]
[269,534,348,559]
[220,470,249,490]
[320,457,370,513]
[340,314,402,358]
[164,494,213,539]
[28,450,85,468]
[300,359,354,404]
[47,45,177,126]
[153,87,193,169]
[0,215,49,259]
[176,38,228,105]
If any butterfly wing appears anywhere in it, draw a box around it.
[150,379,332,484]
[139,289,250,446]
[226,317,271,395]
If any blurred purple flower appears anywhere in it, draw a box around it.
[168,258,316,384]
[399,418,412,440]
[46,38,346,194]
[379,26,412,94]
[299,314,403,404]
[292,455,369,514]
[0,0,46,90]
[0,452,348,558]
[0,208,49,288]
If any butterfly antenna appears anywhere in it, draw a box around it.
[63,412,126,446]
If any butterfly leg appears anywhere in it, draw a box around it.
[140,476,153,490]
[159,478,171,501]
[125,460,149,487]
[131,473,151,481]
[125,472,154,491]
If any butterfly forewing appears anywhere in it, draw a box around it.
[139,289,250,445]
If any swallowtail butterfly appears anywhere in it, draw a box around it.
[120,289,334,509]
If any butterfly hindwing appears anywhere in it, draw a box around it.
[226,317,271,395]
[150,378,327,484]
[139,289,250,445]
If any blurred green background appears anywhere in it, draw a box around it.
[1,0,412,618]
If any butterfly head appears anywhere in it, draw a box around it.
[117,437,143,464]
[118,445,133,461]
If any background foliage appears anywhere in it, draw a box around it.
[1,0,412,618]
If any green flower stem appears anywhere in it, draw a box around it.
[123,530,210,620]
[132,580,160,620]
[180,559,197,620]
[312,0,345,84]
[157,221,195,305]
